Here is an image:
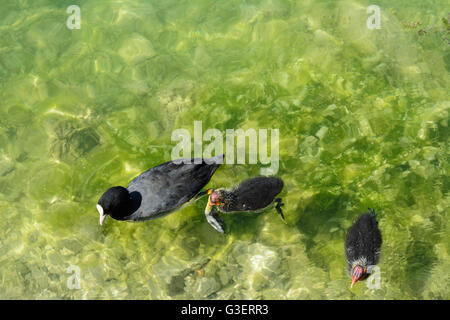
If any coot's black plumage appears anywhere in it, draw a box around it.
[204,176,285,233]
[345,208,382,288]
[96,155,223,225]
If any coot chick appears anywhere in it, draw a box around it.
[345,208,382,288]
[97,155,223,225]
[204,176,285,233]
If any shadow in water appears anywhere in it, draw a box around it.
[295,190,352,268]
[404,226,438,296]
[224,211,265,237]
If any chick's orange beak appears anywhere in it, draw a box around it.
[351,275,359,288]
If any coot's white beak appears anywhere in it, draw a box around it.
[97,204,107,225]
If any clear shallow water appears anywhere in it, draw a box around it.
[0,0,449,299]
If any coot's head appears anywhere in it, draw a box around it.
[97,186,131,225]
[350,265,367,288]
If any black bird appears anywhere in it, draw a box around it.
[345,208,382,288]
[96,155,223,225]
[204,176,285,233]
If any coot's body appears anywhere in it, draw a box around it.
[345,208,382,287]
[97,155,223,224]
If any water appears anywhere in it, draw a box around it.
[0,0,449,299]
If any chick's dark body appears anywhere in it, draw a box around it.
[219,176,284,213]
[345,211,382,270]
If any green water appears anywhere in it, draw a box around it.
[0,0,449,299]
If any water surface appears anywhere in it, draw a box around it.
[0,0,449,299]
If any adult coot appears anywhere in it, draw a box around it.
[204,176,284,233]
[97,155,223,225]
[345,208,382,288]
